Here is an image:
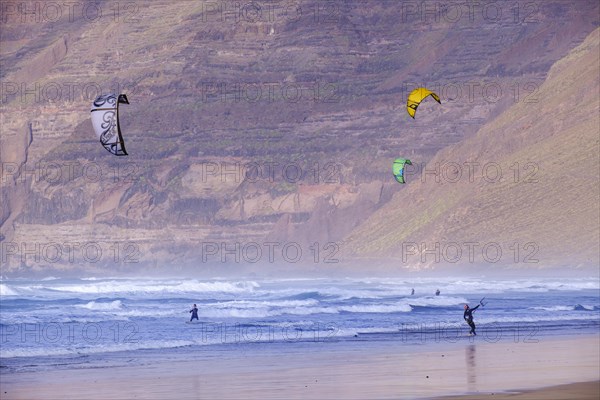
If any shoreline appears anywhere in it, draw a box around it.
[2,333,599,399]
[434,381,600,400]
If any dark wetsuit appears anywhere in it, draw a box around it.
[189,306,199,322]
[464,304,480,335]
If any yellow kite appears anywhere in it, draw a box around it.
[406,87,441,118]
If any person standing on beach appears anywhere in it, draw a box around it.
[189,304,199,322]
[463,304,480,335]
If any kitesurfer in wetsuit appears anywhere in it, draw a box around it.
[463,304,480,335]
[189,304,199,322]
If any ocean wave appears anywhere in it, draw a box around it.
[574,304,599,311]
[210,299,320,309]
[0,313,131,325]
[111,310,180,318]
[407,296,469,307]
[76,300,124,311]
[287,291,326,300]
[0,347,79,358]
[354,327,402,335]
[0,284,19,296]
[476,315,600,324]
[531,305,575,311]
[26,280,260,296]
[179,297,435,318]
[197,303,414,318]
[3,277,598,302]
[364,277,600,294]
[339,304,413,313]
[0,340,196,359]
[531,304,599,312]
[280,306,339,316]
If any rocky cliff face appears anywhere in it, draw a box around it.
[1,1,598,273]
[343,28,600,270]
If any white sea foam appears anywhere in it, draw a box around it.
[279,306,339,316]
[338,304,413,313]
[353,327,402,334]
[210,299,319,309]
[531,306,575,311]
[77,300,124,311]
[0,284,19,296]
[407,296,469,307]
[353,277,600,294]
[476,315,600,324]
[0,340,197,358]
[27,280,260,296]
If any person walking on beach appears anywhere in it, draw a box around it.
[189,303,199,322]
[463,303,480,336]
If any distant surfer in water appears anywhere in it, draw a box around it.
[189,304,199,322]
[435,289,440,296]
[411,288,415,295]
[463,304,480,335]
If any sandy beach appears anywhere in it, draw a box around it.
[2,334,598,399]
[438,381,600,399]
